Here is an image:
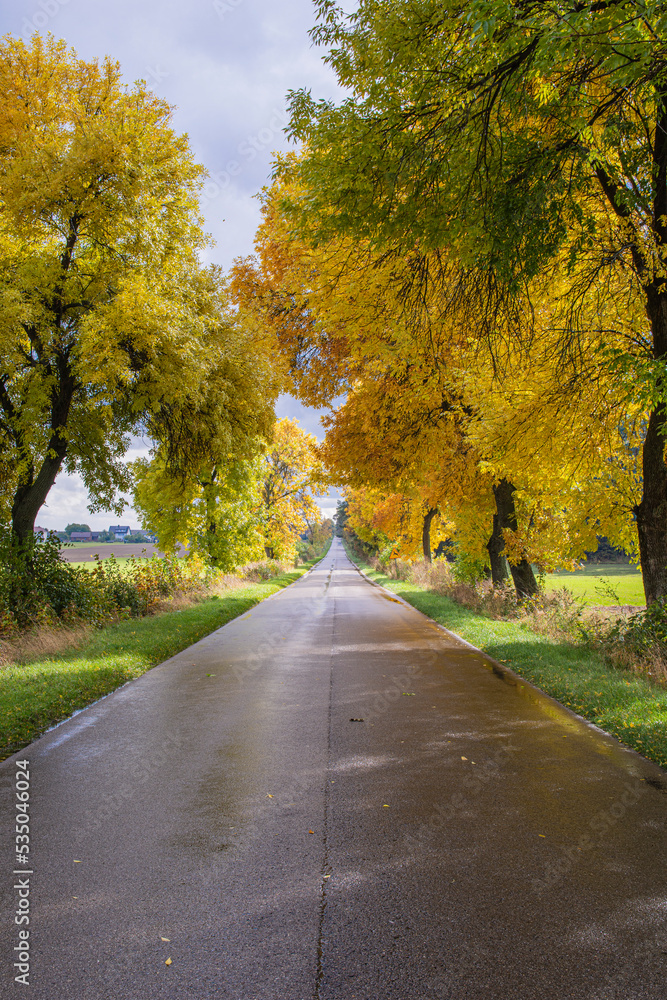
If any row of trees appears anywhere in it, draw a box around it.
[0,35,325,571]
[133,415,326,567]
[233,0,667,603]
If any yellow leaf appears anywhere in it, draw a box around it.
[161,938,170,942]
[461,756,468,761]
[165,958,172,966]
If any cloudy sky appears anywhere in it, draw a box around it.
[4,0,345,527]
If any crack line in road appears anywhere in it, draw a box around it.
[314,558,336,999]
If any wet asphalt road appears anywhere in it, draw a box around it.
[2,537,667,999]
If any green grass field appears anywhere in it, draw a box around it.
[350,555,667,771]
[0,563,317,761]
[545,562,645,606]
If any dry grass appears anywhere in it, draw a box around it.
[148,573,247,613]
[240,559,294,583]
[604,642,667,686]
[410,561,529,622]
[0,622,92,666]
[398,559,617,643]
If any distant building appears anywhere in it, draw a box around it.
[91,531,102,542]
[70,531,93,542]
[33,526,48,538]
[109,525,131,540]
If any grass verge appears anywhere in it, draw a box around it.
[0,564,316,761]
[353,557,667,771]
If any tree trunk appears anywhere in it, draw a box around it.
[492,478,539,599]
[486,512,510,587]
[596,93,667,605]
[11,439,68,546]
[635,277,667,604]
[422,507,437,562]
[635,404,667,605]
[6,356,75,547]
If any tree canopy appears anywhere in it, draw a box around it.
[0,35,274,548]
[259,0,667,603]
[234,169,643,597]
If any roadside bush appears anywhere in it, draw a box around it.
[409,558,585,640]
[242,559,285,582]
[296,533,334,565]
[0,530,213,636]
[90,555,145,618]
[121,554,192,612]
[0,529,109,633]
[451,551,491,586]
[600,600,667,685]
[411,553,666,684]
[0,527,312,643]
[609,598,667,654]
[296,539,312,562]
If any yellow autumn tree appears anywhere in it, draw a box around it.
[0,35,252,546]
[260,417,323,560]
[235,172,645,595]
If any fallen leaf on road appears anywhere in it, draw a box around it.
[74,860,82,863]
[461,757,468,761]
[402,693,415,696]
[383,804,390,808]
[309,830,315,834]
[161,938,170,942]
[539,834,546,838]
[165,958,172,966]
[267,794,273,798]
